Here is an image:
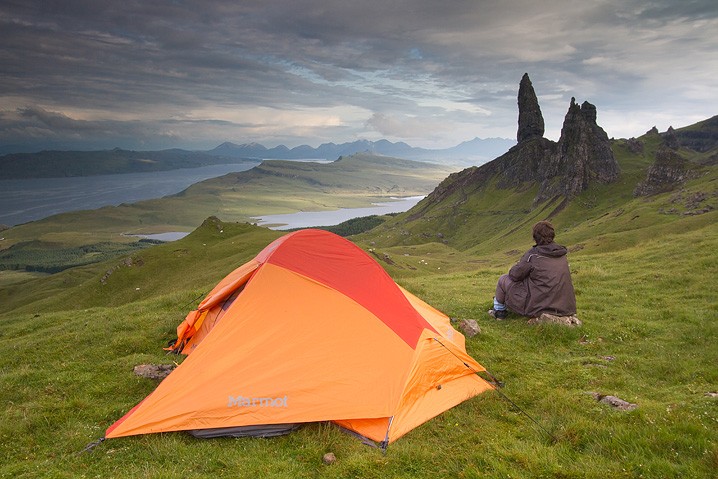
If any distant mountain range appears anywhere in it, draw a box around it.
[1,137,516,179]
[208,137,516,163]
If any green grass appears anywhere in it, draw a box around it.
[1,215,716,478]
[0,239,161,273]
[1,132,717,477]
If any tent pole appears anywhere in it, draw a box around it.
[380,416,394,454]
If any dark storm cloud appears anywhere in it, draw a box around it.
[0,0,716,152]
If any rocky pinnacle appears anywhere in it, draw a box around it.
[517,73,545,142]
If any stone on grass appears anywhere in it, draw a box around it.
[133,364,175,380]
[527,312,582,327]
[322,452,336,465]
[459,319,481,337]
[589,392,637,411]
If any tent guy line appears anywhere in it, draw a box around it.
[432,336,556,442]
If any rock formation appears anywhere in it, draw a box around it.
[634,147,697,196]
[625,138,644,154]
[415,74,620,214]
[662,126,680,149]
[517,73,545,142]
[547,98,620,200]
[500,87,618,204]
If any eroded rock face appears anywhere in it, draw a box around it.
[626,138,644,154]
[634,147,697,196]
[517,73,545,143]
[547,98,620,200]
[662,126,680,150]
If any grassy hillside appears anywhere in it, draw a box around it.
[1,216,716,477]
[0,153,452,272]
[361,128,716,256]
[1,122,716,477]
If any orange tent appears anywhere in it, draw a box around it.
[106,229,494,446]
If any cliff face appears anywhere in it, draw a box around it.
[662,115,718,153]
[632,117,718,196]
[634,147,693,196]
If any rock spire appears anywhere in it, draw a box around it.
[517,73,545,142]
[420,74,621,213]
[550,98,620,199]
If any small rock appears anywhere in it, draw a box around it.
[459,319,481,337]
[588,392,637,411]
[322,452,336,465]
[527,313,582,327]
[705,392,718,398]
[133,364,176,380]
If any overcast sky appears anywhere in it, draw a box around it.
[1,0,716,153]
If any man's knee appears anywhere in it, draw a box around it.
[495,274,512,303]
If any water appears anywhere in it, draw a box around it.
[127,232,191,242]
[253,196,425,230]
[0,163,258,226]
[0,163,425,239]
[123,196,425,240]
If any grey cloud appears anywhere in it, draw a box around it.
[0,0,716,152]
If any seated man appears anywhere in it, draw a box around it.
[490,221,576,320]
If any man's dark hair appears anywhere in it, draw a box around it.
[532,220,555,245]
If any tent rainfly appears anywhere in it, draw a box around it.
[106,229,494,446]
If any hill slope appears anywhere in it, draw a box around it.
[364,130,715,253]
[0,148,256,179]
[0,85,716,475]
[0,211,716,477]
[360,82,716,256]
[0,153,453,272]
